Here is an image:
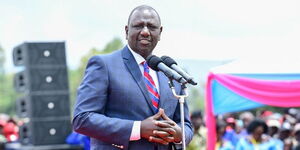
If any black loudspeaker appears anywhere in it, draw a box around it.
[13,42,66,66]
[16,92,70,118]
[19,118,71,145]
[14,66,68,93]
[13,42,72,147]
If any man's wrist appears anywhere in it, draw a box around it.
[174,126,182,144]
[130,121,141,141]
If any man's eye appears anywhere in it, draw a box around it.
[148,25,158,30]
[149,26,156,29]
[133,25,143,28]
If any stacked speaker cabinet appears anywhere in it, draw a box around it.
[13,42,72,146]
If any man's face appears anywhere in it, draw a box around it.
[125,9,162,59]
[192,117,202,131]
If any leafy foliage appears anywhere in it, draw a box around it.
[0,45,4,74]
[0,74,18,115]
[77,37,124,79]
[186,84,205,113]
[0,45,18,115]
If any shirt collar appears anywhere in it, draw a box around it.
[127,45,145,65]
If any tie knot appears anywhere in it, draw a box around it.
[142,61,150,73]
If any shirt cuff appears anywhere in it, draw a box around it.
[130,121,141,141]
[174,141,182,144]
[174,141,183,149]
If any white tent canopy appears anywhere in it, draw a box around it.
[210,57,300,74]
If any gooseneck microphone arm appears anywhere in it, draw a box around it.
[168,79,188,150]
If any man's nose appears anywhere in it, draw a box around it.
[140,26,150,37]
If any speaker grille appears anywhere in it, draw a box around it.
[13,42,72,146]
[13,42,66,66]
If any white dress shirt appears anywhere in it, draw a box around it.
[127,45,160,141]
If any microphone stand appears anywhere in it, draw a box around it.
[168,79,188,150]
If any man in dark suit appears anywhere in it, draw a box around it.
[72,5,193,150]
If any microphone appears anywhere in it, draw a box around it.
[161,56,197,85]
[146,55,187,84]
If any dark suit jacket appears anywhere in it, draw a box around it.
[72,46,193,150]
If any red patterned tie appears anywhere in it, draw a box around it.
[142,61,160,112]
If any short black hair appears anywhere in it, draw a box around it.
[127,5,161,26]
[216,120,227,132]
[247,119,268,134]
[191,110,203,119]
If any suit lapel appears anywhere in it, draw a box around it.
[157,72,178,112]
[122,46,156,114]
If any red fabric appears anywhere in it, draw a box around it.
[3,122,19,142]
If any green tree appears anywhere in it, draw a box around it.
[0,74,18,114]
[0,45,7,113]
[0,45,4,75]
[0,45,17,115]
[77,37,124,77]
[69,37,124,111]
[186,83,205,113]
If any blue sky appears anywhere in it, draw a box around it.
[1,0,300,73]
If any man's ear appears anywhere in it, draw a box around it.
[158,26,163,41]
[125,25,128,40]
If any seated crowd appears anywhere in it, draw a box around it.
[188,108,300,150]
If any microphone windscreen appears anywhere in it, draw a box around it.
[161,56,177,67]
[146,55,162,71]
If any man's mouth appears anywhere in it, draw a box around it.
[139,39,151,45]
